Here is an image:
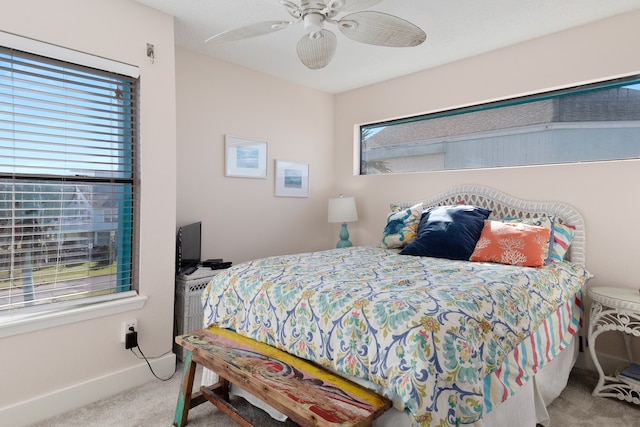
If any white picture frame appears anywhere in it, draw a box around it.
[225,135,268,178]
[275,160,309,198]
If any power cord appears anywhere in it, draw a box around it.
[129,344,177,381]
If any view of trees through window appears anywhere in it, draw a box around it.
[360,76,640,175]
[0,44,137,311]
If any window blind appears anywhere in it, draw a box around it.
[0,44,138,312]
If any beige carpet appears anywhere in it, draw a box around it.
[29,365,639,427]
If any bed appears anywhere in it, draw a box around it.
[200,184,593,427]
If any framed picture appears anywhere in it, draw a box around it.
[275,160,309,198]
[225,135,268,178]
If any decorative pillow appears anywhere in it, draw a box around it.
[381,203,423,249]
[499,215,554,229]
[550,222,575,263]
[400,205,491,260]
[499,215,555,264]
[470,220,551,268]
[389,202,423,213]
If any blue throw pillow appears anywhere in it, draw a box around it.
[400,205,492,260]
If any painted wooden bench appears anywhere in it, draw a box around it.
[173,327,391,427]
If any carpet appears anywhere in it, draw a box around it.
[28,365,639,426]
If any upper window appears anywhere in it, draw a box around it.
[0,40,138,312]
[360,76,640,175]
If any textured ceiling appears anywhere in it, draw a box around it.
[135,0,640,94]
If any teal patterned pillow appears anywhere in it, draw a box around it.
[381,203,423,249]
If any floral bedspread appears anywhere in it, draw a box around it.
[202,246,592,426]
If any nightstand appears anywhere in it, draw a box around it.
[588,286,640,404]
[174,267,221,361]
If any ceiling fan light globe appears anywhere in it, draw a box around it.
[296,29,337,69]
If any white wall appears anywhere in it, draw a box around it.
[0,1,177,425]
[175,48,336,263]
[333,10,640,366]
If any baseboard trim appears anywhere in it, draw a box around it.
[1,352,176,427]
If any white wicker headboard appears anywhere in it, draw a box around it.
[393,184,586,266]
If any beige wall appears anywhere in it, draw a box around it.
[0,0,177,425]
[175,48,336,262]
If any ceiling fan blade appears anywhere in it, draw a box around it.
[205,21,292,44]
[296,29,337,70]
[338,11,426,47]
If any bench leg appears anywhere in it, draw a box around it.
[200,377,254,427]
[173,350,197,427]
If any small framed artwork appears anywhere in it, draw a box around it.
[275,160,309,198]
[225,135,268,178]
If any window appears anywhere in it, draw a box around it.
[360,75,640,175]
[0,37,138,313]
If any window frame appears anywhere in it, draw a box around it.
[0,32,144,336]
[359,74,640,175]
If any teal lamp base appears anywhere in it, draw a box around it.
[336,223,353,248]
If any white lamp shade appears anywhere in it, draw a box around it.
[328,196,358,223]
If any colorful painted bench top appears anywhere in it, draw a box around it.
[173,327,391,427]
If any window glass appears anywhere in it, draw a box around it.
[0,45,137,312]
[360,77,640,174]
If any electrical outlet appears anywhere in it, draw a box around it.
[121,319,137,343]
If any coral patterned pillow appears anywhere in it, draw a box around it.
[499,215,555,264]
[381,203,423,249]
[470,220,551,268]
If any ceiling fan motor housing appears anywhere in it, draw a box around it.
[303,13,325,35]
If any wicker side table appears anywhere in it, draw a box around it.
[588,286,640,405]
[174,267,220,361]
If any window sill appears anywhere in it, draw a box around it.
[0,291,147,339]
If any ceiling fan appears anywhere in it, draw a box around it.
[205,0,427,70]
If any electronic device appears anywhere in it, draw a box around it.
[176,221,201,275]
[202,258,222,267]
[182,265,198,276]
[210,261,232,270]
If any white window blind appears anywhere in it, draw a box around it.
[0,42,138,312]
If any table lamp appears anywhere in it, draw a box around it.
[328,194,358,248]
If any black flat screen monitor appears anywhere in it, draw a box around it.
[176,221,201,275]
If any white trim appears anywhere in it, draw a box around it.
[0,352,175,427]
[0,292,147,338]
[0,30,139,78]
